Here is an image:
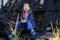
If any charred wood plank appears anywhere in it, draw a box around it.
[0,15,15,25]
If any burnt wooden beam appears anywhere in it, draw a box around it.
[0,15,15,25]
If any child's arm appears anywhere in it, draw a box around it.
[20,13,27,23]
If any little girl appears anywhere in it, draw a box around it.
[8,3,36,39]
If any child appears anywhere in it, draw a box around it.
[8,3,36,39]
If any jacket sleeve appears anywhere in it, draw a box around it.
[28,12,36,28]
[20,13,24,20]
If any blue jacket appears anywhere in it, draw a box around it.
[20,12,36,28]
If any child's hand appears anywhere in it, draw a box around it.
[21,20,27,23]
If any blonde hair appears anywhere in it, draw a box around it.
[22,3,32,12]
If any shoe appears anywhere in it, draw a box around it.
[31,30,36,36]
[8,33,14,39]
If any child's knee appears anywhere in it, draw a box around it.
[27,22,33,29]
[15,21,21,30]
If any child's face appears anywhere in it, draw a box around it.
[23,4,30,12]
